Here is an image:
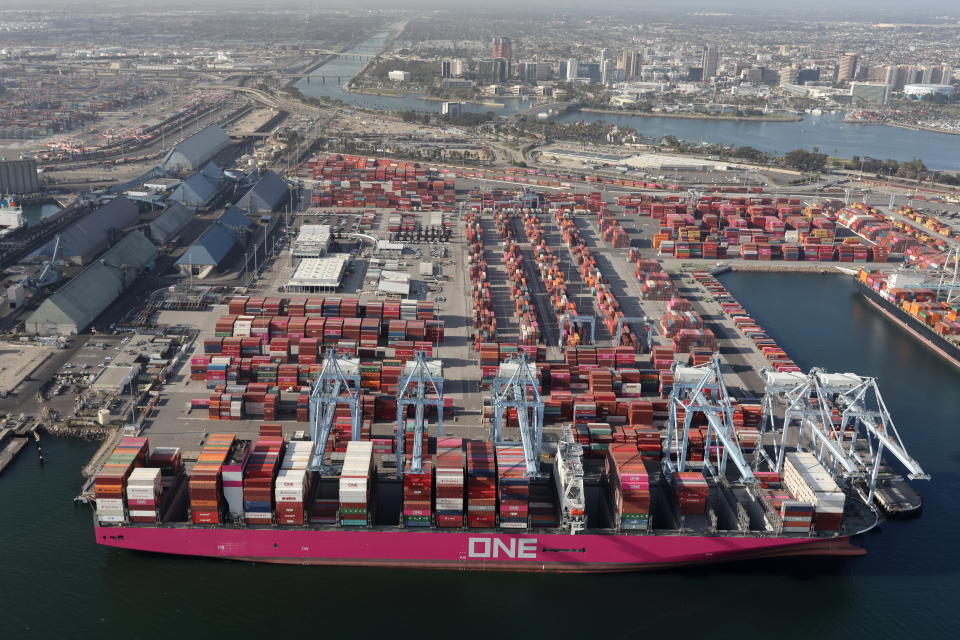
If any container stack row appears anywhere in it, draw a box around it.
[339,441,374,526]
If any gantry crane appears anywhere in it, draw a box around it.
[613,315,652,351]
[664,357,756,484]
[395,352,444,476]
[761,369,929,504]
[558,314,596,348]
[308,353,361,473]
[491,354,544,476]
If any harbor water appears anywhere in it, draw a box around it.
[22,202,62,227]
[0,272,956,639]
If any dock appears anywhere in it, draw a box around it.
[0,428,30,475]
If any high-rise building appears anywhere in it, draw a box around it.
[943,65,954,85]
[921,65,935,85]
[702,45,718,78]
[450,59,465,77]
[601,59,614,85]
[518,62,538,83]
[478,59,507,84]
[619,50,642,80]
[492,37,512,64]
[797,68,820,83]
[837,52,858,83]
[566,58,579,81]
[440,60,452,79]
[779,66,799,87]
[600,48,611,67]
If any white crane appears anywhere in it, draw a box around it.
[308,353,361,474]
[664,357,756,484]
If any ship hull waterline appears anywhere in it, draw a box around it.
[96,526,865,573]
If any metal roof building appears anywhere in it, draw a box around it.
[235,170,287,213]
[33,196,139,266]
[286,255,350,292]
[25,231,158,335]
[161,124,231,172]
[169,173,220,207]
[175,209,253,279]
[148,203,195,245]
[292,224,331,258]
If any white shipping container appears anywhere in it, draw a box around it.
[96,498,125,510]
[97,514,128,523]
[128,510,158,518]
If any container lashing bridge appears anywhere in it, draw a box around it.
[308,353,361,474]
[491,354,544,477]
[395,352,444,477]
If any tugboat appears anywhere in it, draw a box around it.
[0,196,26,237]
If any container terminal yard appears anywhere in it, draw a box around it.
[66,154,937,571]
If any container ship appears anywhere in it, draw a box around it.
[93,428,873,572]
[855,268,960,369]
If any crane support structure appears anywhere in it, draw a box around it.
[555,425,586,535]
[395,352,444,476]
[759,369,929,503]
[491,354,545,476]
[558,314,596,348]
[308,354,361,473]
[614,315,653,351]
[664,357,756,484]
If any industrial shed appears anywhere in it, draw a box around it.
[169,173,220,207]
[25,231,158,335]
[235,170,287,213]
[175,209,253,279]
[148,203,195,245]
[161,124,231,172]
[33,196,139,266]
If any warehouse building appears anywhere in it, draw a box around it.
[169,172,221,207]
[161,124,231,172]
[33,196,139,266]
[0,159,40,194]
[235,170,287,213]
[25,231,158,335]
[291,224,331,258]
[148,203,195,245]
[175,208,254,279]
[285,254,350,292]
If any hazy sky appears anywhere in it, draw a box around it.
[6,0,959,15]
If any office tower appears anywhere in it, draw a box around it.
[440,60,452,79]
[492,37,512,64]
[837,52,858,83]
[566,58,579,81]
[702,45,718,78]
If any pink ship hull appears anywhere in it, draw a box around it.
[95,526,865,572]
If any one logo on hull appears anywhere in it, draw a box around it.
[468,537,538,559]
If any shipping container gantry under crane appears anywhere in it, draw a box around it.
[759,369,930,514]
[395,352,444,476]
[491,354,545,477]
[308,353,361,474]
[664,357,757,485]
